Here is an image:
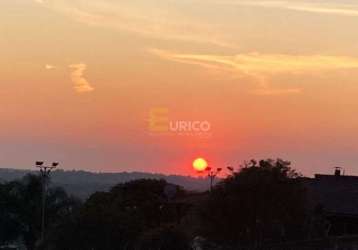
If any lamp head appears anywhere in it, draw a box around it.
[36,161,44,166]
[227,166,234,172]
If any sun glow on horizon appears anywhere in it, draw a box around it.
[193,157,208,172]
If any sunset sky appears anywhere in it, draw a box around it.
[1,0,358,176]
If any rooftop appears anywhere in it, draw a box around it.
[305,173,358,216]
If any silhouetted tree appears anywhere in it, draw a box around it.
[0,174,80,250]
[200,159,307,247]
[0,182,22,245]
[136,226,190,250]
[48,179,188,250]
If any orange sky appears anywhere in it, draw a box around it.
[1,0,358,176]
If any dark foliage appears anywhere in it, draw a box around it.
[0,174,80,250]
[200,159,307,246]
[47,179,189,250]
[136,226,190,250]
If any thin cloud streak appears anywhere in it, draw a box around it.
[252,88,302,96]
[252,77,302,96]
[69,63,94,93]
[216,1,358,17]
[151,49,358,95]
[33,0,236,48]
[151,49,358,74]
[32,0,358,52]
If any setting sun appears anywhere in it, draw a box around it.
[193,158,208,172]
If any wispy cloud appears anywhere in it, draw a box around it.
[151,49,358,95]
[45,64,55,70]
[217,1,358,17]
[151,49,358,74]
[69,63,94,93]
[32,0,358,52]
[34,0,235,48]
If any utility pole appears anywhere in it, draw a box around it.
[205,167,222,192]
[36,161,59,242]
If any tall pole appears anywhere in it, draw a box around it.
[41,169,46,242]
[205,167,222,192]
[36,161,58,242]
[209,174,214,192]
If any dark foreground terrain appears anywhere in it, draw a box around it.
[2,159,358,250]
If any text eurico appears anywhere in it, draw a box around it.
[148,108,211,136]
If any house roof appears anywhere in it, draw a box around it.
[305,174,358,216]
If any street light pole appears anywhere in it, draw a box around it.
[205,167,222,192]
[36,161,59,242]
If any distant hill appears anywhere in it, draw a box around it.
[0,168,210,199]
